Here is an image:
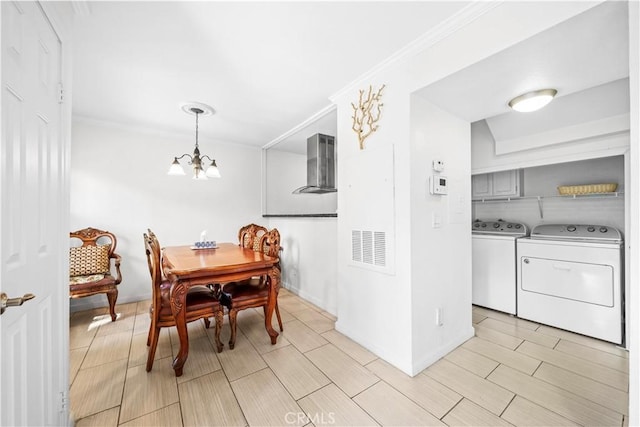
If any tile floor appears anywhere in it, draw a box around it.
[70,290,629,426]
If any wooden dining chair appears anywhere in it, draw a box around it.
[69,227,122,321]
[224,227,283,349]
[238,223,268,250]
[144,230,224,372]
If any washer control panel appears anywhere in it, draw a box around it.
[530,224,622,243]
[472,219,529,236]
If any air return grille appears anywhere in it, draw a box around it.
[351,229,386,267]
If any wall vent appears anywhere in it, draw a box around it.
[351,229,386,268]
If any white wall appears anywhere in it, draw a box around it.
[266,217,337,315]
[409,96,474,373]
[331,1,599,377]
[265,149,337,214]
[70,119,263,311]
[474,156,626,233]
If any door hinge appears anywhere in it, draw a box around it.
[60,390,69,411]
[57,82,64,104]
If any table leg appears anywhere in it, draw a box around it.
[265,266,281,345]
[170,281,188,377]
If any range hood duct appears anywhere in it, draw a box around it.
[292,133,336,194]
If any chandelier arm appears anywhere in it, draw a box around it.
[200,155,213,162]
[174,153,193,162]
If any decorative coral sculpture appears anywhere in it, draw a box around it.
[351,84,385,150]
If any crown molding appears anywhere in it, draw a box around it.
[262,103,337,150]
[329,1,502,103]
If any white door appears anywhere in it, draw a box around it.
[1,2,69,426]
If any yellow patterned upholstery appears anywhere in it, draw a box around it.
[69,274,106,285]
[69,244,110,277]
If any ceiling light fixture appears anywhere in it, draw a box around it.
[508,88,558,112]
[168,103,220,180]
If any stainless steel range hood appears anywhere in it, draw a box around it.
[292,133,336,194]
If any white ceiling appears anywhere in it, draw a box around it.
[416,1,629,123]
[72,1,469,148]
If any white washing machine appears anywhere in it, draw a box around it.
[517,224,623,344]
[472,219,528,315]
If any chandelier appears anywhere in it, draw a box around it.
[168,104,221,180]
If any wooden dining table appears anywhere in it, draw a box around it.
[162,242,281,377]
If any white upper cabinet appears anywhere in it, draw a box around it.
[472,169,523,200]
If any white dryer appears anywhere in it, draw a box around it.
[517,224,623,344]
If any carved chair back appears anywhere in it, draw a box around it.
[238,223,268,250]
[143,230,164,310]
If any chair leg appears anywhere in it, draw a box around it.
[213,310,223,353]
[204,317,211,329]
[228,309,238,350]
[146,326,161,372]
[275,301,284,332]
[106,288,118,322]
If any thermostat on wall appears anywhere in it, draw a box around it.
[430,175,448,195]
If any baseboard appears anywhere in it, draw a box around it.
[284,281,336,315]
[69,293,150,313]
[411,327,476,376]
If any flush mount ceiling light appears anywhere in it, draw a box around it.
[168,102,220,180]
[508,88,558,113]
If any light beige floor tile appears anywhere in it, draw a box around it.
[472,307,539,330]
[71,307,107,326]
[366,358,461,418]
[353,381,444,426]
[319,310,337,322]
[171,336,222,384]
[82,331,132,369]
[516,340,628,391]
[321,330,377,365]
[442,398,512,426]
[262,345,330,399]
[463,337,541,375]
[282,319,328,353]
[117,302,139,316]
[293,308,335,333]
[96,314,135,337]
[501,396,579,426]
[133,312,151,336]
[70,347,88,385]
[120,403,183,427]
[488,364,622,426]
[253,304,298,324]
[305,344,379,397]
[536,324,629,358]
[179,370,246,427]
[119,357,179,423]
[424,358,514,416]
[168,319,210,344]
[70,323,98,350]
[533,362,628,415]
[216,328,268,381]
[444,346,499,378]
[477,317,560,348]
[278,295,313,314]
[136,300,151,315]
[474,324,523,350]
[555,339,629,373]
[472,312,487,324]
[70,359,127,420]
[231,368,306,426]
[128,328,171,369]
[75,407,120,427]
[298,384,379,427]
[624,414,630,427]
[237,308,291,354]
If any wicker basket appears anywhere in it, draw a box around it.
[557,183,618,195]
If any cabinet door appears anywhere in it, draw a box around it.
[472,173,493,198]
[492,170,520,197]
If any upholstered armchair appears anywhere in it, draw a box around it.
[69,227,122,321]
